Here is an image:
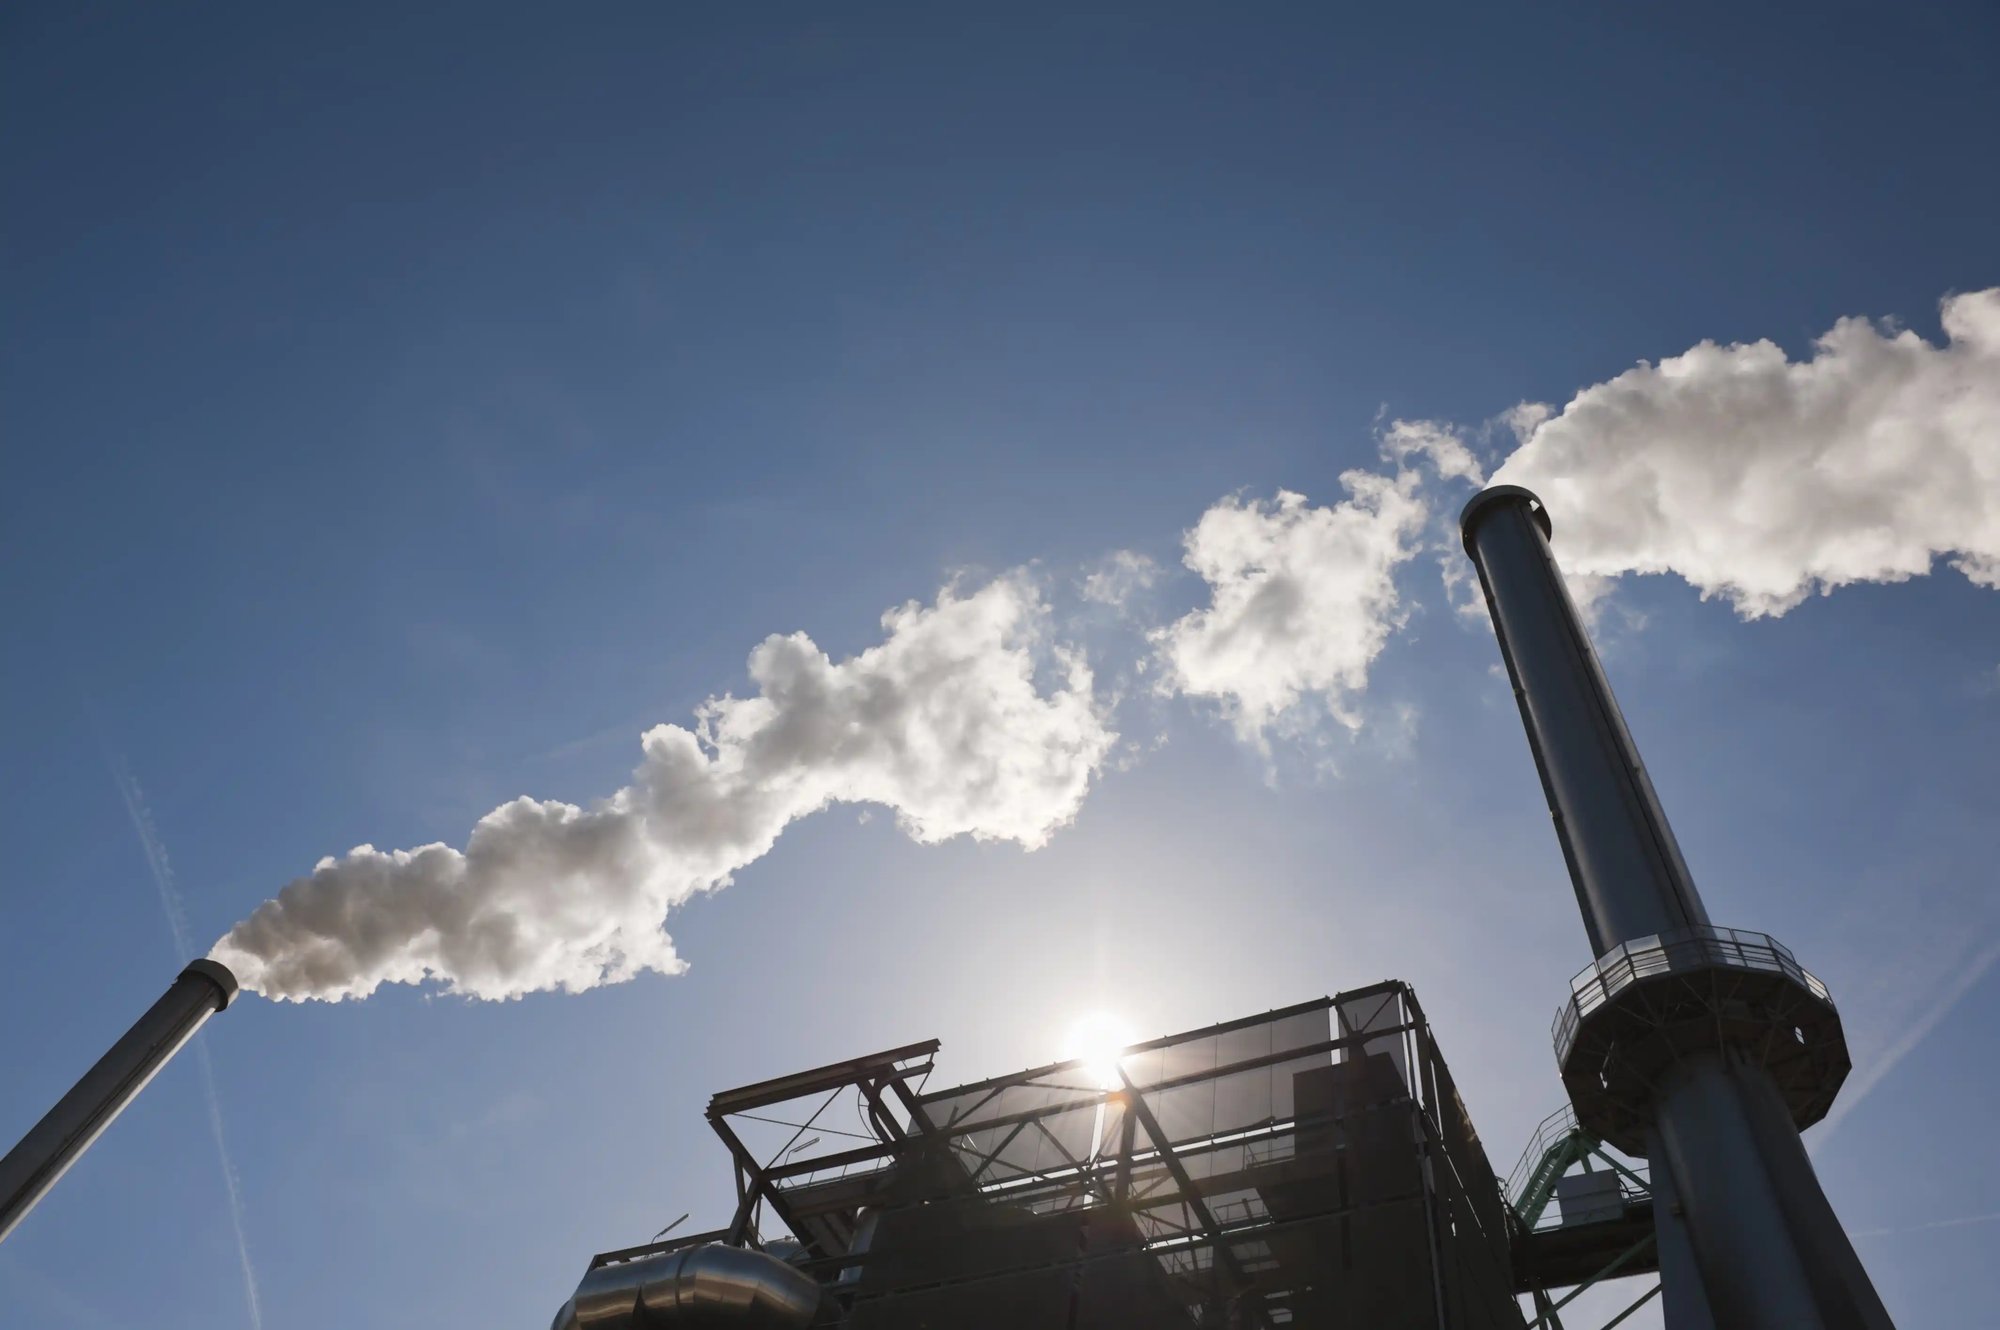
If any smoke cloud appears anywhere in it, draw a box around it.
[1154,470,1428,743]
[212,287,2000,1000]
[1493,288,2000,617]
[1149,288,2000,748]
[212,575,1113,1001]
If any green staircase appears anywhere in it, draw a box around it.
[1510,1115,1601,1228]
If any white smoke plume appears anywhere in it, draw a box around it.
[211,289,2000,998]
[1380,418,1485,487]
[211,574,1113,1001]
[1154,470,1428,743]
[1151,288,2000,752]
[1078,549,1162,610]
[1493,288,2000,617]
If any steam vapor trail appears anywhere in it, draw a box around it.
[112,760,264,1330]
[211,574,1115,1002]
[1490,287,2000,615]
[1152,286,2000,743]
[204,287,1999,1025]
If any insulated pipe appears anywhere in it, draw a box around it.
[1461,487,1893,1330]
[552,1243,822,1329]
[0,959,237,1243]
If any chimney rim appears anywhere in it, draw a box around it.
[1459,484,1551,557]
[181,958,239,1010]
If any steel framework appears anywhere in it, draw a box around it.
[573,982,1529,1327]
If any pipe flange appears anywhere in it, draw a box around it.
[1552,925,1850,1156]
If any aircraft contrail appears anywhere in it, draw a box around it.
[112,758,264,1330]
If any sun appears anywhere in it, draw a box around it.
[1062,1010,1137,1090]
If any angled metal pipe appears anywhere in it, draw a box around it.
[0,959,237,1243]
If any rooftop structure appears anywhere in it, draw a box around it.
[557,981,1536,1329]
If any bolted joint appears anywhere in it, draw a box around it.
[1552,925,1850,1155]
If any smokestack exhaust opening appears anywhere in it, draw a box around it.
[183,957,239,1008]
[0,959,238,1244]
[1458,483,1549,556]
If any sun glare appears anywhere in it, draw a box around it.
[1063,1011,1137,1090]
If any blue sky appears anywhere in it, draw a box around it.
[3,4,1997,1327]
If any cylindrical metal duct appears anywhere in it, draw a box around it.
[1460,485,1708,953]
[1460,486,1894,1330]
[0,958,238,1243]
[552,1243,822,1330]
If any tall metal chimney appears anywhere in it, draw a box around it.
[0,958,238,1243]
[1461,486,1894,1329]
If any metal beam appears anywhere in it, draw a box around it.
[859,1077,907,1144]
[965,1117,1035,1184]
[710,1114,814,1251]
[709,1040,940,1118]
[1114,1066,1269,1327]
[1602,1283,1664,1329]
[1113,1104,1138,1205]
[886,1073,932,1132]
[1112,1074,1225,1236]
[764,1137,898,1182]
[923,995,1353,1106]
[925,1024,1420,1140]
[1525,1234,1656,1328]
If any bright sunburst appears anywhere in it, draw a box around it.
[1062,1010,1137,1091]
